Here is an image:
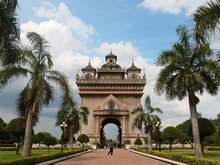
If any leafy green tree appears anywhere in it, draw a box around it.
[56,94,89,150]
[0,117,7,140]
[36,132,49,146]
[212,113,220,127]
[193,0,220,44]
[162,126,180,151]
[214,125,220,145]
[43,136,57,151]
[176,120,192,147]
[123,139,131,145]
[152,129,162,151]
[77,134,89,147]
[134,138,142,148]
[188,118,215,153]
[32,134,40,144]
[5,117,26,155]
[132,95,163,151]
[100,129,107,148]
[0,0,20,65]
[0,32,71,157]
[154,25,220,158]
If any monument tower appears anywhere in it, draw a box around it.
[76,51,146,144]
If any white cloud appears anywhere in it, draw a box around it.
[34,2,94,44]
[138,0,208,15]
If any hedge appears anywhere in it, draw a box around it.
[0,147,17,151]
[206,146,220,151]
[0,148,88,165]
[134,148,220,165]
[0,144,16,147]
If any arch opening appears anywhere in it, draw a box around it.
[100,118,122,148]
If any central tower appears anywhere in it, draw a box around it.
[76,51,146,145]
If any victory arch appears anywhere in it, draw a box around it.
[76,52,146,145]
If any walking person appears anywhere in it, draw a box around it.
[107,139,114,156]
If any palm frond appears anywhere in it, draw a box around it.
[46,70,71,98]
[0,66,28,89]
[193,0,220,43]
[41,80,54,106]
[131,107,142,114]
[0,0,20,66]
[80,106,89,124]
[26,32,49,58]
[16,85,29,118]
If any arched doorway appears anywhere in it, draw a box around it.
[100,118,122,148]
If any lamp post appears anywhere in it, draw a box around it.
[156,121,162,152]
[60,122,67,152]
[136,132,140,148]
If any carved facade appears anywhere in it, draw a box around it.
[76,51,146,144]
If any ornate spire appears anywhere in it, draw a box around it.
[81,60,96,71]
[127,61,141,72]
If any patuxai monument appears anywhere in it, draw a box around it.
[76,51,146,145]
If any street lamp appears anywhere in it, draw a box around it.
[60,121,67,152]
[136,132,140,148]
[156,121,162,152]
[136,132,140,139]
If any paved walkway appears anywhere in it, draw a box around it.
[54,148,172,165]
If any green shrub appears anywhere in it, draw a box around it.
[0,147,16,151]
[134,148,220,165]
[206,146,220,151]
[0,148,88,165]
[0,144,16,147]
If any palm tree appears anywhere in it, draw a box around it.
[0,0,20,65]
[0,32,71,157]
[56,95,89,150]
[132,95,163,151]
[154,25,220,158]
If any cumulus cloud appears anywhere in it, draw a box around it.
[34,2,94,44]
[138,0,208,15]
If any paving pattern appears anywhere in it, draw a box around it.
[54,148,171,165]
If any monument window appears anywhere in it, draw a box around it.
[131,73,138,79]
[85,73,92,79]
[108,99,115,110]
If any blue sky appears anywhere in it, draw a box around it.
[1,0,219,140]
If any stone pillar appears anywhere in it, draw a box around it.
[122,116,126,134]
[96,116,100,135]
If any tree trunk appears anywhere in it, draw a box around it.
[148,131,152,151]
[22,109,33,158]
[188,93,203,158]
[16,137,20,155]
[69,128,73,151]
[169,141,172,151]
[159,141,161,152]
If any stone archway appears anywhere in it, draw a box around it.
[76,52,146,144]
[100,118,122,147]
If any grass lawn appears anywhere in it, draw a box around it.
[0,149,67,161]
[155,149,220,160]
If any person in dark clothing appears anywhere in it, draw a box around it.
[107,139,113,155]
